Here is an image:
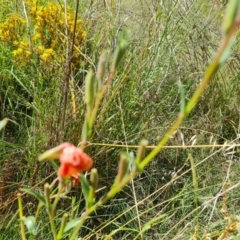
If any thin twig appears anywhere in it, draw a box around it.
[60,0,80,131]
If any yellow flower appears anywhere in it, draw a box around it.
[25,50,32,57]
[19,41,29,49]
[32,33,41,41]
[13,40,19,46]
[12,48,23,56]
[82,31,87,39]
[37,45,45,53]
[40,48,55,62]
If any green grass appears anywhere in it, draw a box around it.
[1,0,240,239]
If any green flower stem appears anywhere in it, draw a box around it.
[17,193,27,240]
[81,71,115,148]
[52,181,64,213]
[188,154,199,218]
[35,202,43,221]
[90,70,115,127]
[89,39,127,129]
[44,183,57,240]
[57,213,68,240]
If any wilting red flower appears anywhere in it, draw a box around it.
[38,142,93,183]
[58,144,93,178]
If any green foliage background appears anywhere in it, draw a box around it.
[1,0,240,239]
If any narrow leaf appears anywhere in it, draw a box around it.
[111,38,128,71]
[85,69,95,109]
[20,188,46,205]
[64,218,81,233]
[178,80,185,115]
[80,174,90,208]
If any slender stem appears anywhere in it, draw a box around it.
[52,181,64,213]
[57,213,68,240]
[90,70,115,127]
[44,183,57,240]
[17,193,27,240]
[34,202,43,221]
[48,211,57,240]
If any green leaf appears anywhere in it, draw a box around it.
[108,227,139,238]
[133,214,167,240]
[20,188,46,205]
[142,214,167,231]
[80,174,90,208]
[23,216,37,235]
[219,37,235,66]
[85,69,95,110]
[63,218,81,233]
[177,80,185,115]
[81,118,88,142]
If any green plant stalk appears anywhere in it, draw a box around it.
[88,169,98,208]
[115,153,128,185]
[188,154,198,206]
[84,40,127,141]
[17,193,26,240]
[89,41,127,129]
[34,202,43,221]
[87,186,95,209]
[70,14,240,240]
[80,70,116,148]
[44,183,57,240]
[52,181,64,213]
[57,213,68,240]
[89,70,115,128]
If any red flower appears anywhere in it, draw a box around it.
[39,142,93,183]
[58,144,93,178]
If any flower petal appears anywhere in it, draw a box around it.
[38,142,73,161]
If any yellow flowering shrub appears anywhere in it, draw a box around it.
[0,1,86,68]
[0,15,26,43]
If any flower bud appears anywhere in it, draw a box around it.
[96,51,106,90]
[111,39,127,72]
[115,153,128,184]
[136,139,148,165]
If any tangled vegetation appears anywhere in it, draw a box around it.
[1,0,240,239]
